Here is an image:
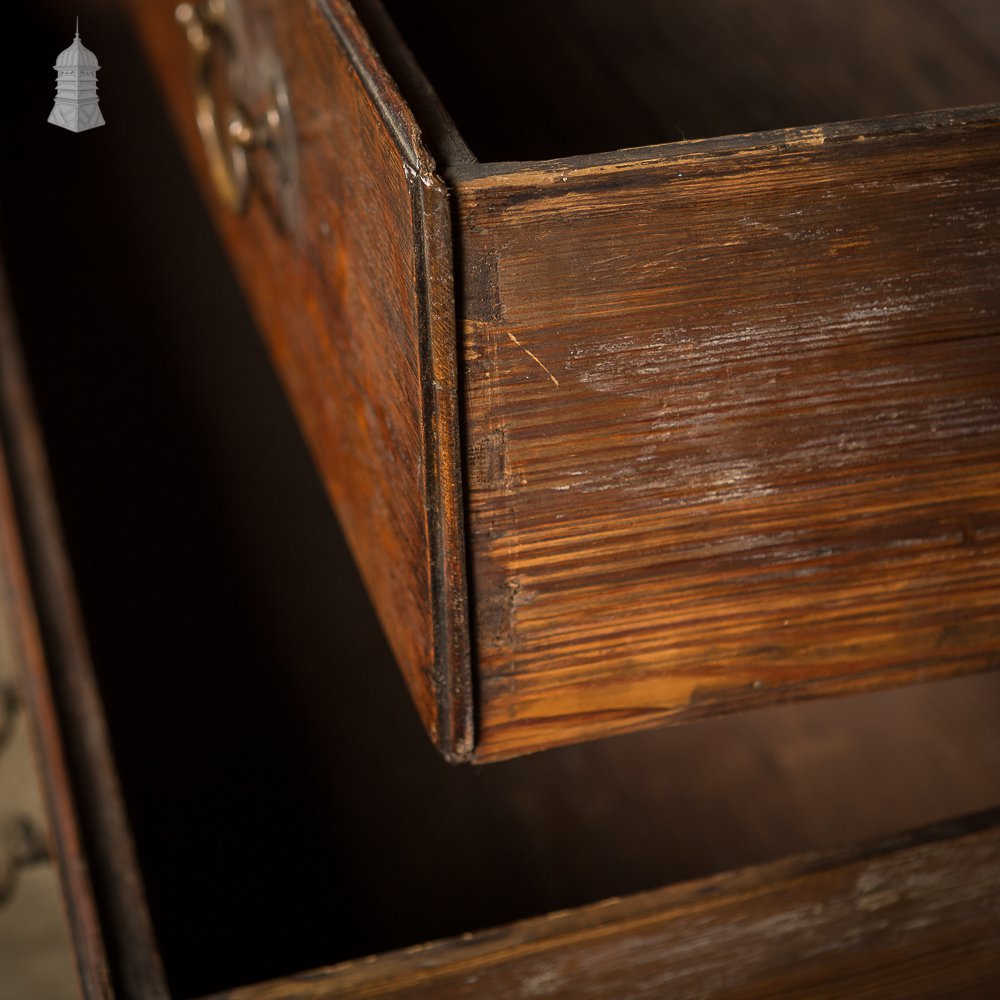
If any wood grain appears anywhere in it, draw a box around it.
[206,810,1000,1000]
[0,262,167,998]
[454,109,1000,760]
[126,0,472,758]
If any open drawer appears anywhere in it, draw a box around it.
[124,0,1000,762]
[2,9,1000,991]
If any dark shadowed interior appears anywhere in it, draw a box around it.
[378,0,1000,162]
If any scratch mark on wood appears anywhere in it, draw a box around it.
[507,331,560,387]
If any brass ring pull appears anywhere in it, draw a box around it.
[175,1,277,213]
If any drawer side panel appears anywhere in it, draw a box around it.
[456,111,1000,760]
[128,0,471,756]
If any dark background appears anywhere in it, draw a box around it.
[2,3,1000,998]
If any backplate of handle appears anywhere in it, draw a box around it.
[175,0,293,216]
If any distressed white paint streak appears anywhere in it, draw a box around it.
[520,967,567,996]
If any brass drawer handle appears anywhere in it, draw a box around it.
[175,0,291,215]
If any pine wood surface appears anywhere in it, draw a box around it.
[127,0,471,758]
[454,110,1000,760]
[207,810,1000,1000]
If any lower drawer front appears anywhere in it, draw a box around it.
[214,815,1000,1000]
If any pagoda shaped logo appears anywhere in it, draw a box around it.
[48,18,105,132]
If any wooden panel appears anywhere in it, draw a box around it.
[454,109,1000,760]
[0,462,100,1000]
[0,277,108,999]
[207,810,1000,999]
[126,0,471,758]
[0,264,167,998]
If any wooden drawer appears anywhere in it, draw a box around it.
[3,13,1000,990]
[126,0,1000,763]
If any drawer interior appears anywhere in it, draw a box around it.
[3,4,1000,999]
[377,0,1000,162]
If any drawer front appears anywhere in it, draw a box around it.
[127,0,471,759]
[212,811,1000,1000]
[454,110,1000,760]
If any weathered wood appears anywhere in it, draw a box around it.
[453,108,1000,759]
[205,810,1000,1000]
[127,0,472,758]
[0,263,167,998]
